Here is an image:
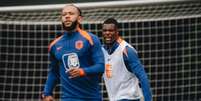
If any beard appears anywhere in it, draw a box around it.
[103,37,115,46]
[62,20,78,31]
[103,35,118,46]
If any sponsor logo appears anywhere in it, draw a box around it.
[62,53,80,71]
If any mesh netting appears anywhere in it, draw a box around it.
[0,1,201,101]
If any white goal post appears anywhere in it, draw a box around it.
[0,0,192,12]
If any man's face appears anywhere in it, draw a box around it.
[61,5,81,31]
[102,24,118,45]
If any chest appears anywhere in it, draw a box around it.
[54,37,91,61]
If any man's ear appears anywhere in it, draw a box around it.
[116,30,119,35]
[78,16,83,24]
[59,15,62,21]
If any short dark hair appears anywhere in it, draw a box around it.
[65,4,82,16]
[74,5,82,16]
[103,18,119,28]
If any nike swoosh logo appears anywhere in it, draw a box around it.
[56,46,62,51]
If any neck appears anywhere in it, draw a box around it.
[105,40,119,54]
[66,28,77,33]
[64,24,80,33]
[65,26,80,34]
[105,41,115,48]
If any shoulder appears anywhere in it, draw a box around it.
[123,41,137,53]
[78,29,100,45]
[125,46,137,54]
[88,32,100,41]
[86,32,101,47]
[123,42,138,57]
[48,35,63,52]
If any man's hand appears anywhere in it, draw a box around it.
[41,93,54,101]
[67,68,85,78]
[42,96,54,101]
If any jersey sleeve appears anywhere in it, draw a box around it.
[43,45,60,96]
[123,46,152,101]
[82,34,105,75]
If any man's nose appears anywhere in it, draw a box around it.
[65,13,71,19]
[105,31,111,35]
[65,15,70,19]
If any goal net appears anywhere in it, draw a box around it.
[0,0,201,101]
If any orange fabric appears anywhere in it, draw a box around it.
[105,64,112,78]
[48,28,93,52]
[79,68,85,77]
[117,37,123,44]
[77,28,94,45]
[48,35,63,52]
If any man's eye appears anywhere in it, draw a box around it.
[61,12,74,16]
[62,13,66,16]
[69,12,75,15]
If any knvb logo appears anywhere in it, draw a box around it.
[75,40,83,50]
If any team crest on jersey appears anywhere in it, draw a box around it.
[75,40,83,50]
[62,53,80,71]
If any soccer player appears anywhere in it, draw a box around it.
[102,18,152,101]
[41,4,105,101]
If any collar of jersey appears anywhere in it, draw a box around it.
[63,31,79,39]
